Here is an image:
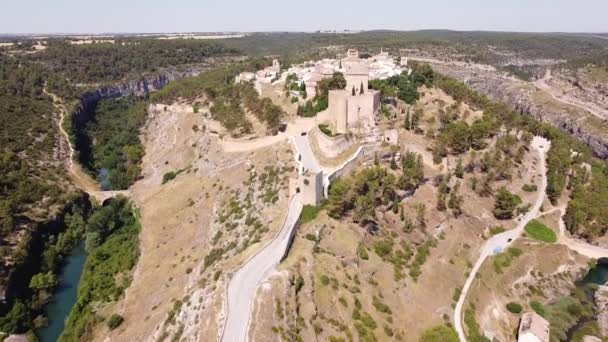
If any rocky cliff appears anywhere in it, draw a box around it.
[75,67,205,118]
[429,63,608,159]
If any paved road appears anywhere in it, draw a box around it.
[293,135,321,173]
[453,136,550,342]
[221,194,303,342]
[221,135,317,342]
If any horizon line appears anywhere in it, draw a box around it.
[1,29,607,37]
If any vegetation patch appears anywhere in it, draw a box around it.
[506,302,523,314]
[420,325,459,342]
[493,247,523,274]
[524,220,557,243]
[300,204,323,224]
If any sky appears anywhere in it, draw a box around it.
[3,0,608,34]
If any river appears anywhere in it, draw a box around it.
[36,243,87,342]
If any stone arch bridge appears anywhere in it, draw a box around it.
[89,190,131,205]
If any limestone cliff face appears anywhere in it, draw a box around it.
[75,68,204,120]
[430,63,608,159]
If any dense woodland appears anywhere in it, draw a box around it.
[0,54,77,302]
[30,39,238,84]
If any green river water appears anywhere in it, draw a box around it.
[36,243,87,342]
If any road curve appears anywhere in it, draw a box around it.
[221,194,303,342]
[453,136,550,341]
[554,206,608,260]
[221,135,319,342]
[534,70,607,121]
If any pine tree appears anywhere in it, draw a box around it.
[455,158,464,179]
[392,195,399,214]
[411,108,421,132]
[448,182,463,217]
[352,86,356,96]
[405,109,411,130]
[360,81,364,94]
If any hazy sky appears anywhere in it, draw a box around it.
[3,0,608,34]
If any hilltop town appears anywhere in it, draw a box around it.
[2,30,608,342]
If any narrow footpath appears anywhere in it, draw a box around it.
[45,87,130,202]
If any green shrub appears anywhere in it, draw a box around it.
[530,301,546,317]
[320,275,330,286]
[420,325,459,342]
[107,314,124,330]
[318,124,333,136]
[358,245,369,260]
[522,184,537,192]
[524,220,557,243]
[162,171,177,184]
[506,302,523,314]
[489,226,505,235]
[300,205,322,224]
[305,233,317,241]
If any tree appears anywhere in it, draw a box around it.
[0,300,30,333]
[448,182,463,217]
[108,314,124,330]
[397,77,419,104]
[404,108,411,130]
[392,195,399,214]
[454,158,464,178]
[29,271,58,291]
[353,194,374,223]
[352,86,356,96]
[493,186,521,219]
[415,203,426,228]
[328,178,351,218]
[437,177,449,211]
[442,121,471,154]
[411,108,422,131]
[360,81,364,94]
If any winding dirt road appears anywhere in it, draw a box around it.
[534,69,607,121]
[454,136,550,342]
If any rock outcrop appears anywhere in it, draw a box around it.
[429,63,608,159]
[595,285,608,337]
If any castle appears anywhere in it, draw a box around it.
[328,49,381,134]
